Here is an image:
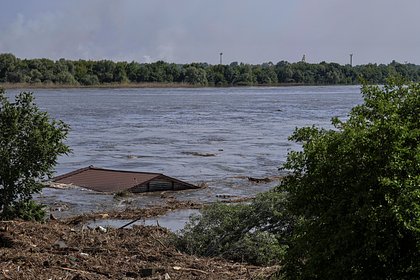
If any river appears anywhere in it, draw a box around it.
[8,86,363,217]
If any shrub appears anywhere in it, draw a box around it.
[280,79,420,279]
[0,90,70,220]
[174,191,294,265]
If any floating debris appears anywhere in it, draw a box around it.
[182,151,216,157]
[247,177,272,183]
[247,176,284,183]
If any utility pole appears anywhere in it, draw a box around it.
[220,52,223,65]
[350,53,353,67]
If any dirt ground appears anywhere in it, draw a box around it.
[0,219,279,279]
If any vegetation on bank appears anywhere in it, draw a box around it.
[175,79,420,279]
[1,53,420,87]
[174,191,294,266]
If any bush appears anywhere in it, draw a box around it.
[280,79,420,279]
[11,200,46,221]
[174,191,294,265]
[0,90,70,220]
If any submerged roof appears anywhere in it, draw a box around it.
[52,166,197,193]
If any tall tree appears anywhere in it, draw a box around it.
[183,66,208,86]
[0,53,18,82]
[0,90,70,220]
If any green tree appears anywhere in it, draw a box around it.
[183,66,208,86]
[93,60,115,83]
[235,63,255,86]
[136,64,151,82]
[113,62,129,83]
[357,63,384,84]
[276,61,294,83]
[78,74,99,86]
[29,69,42,83]
[164,63,182,82]
[225,63,240,85]
[255,63,278,85]
[55,71,78,85]
[0,90,70,220]
[0,53,18,82]
[148,61,168,82]
[207,64,227,86]
[280,79,420,279]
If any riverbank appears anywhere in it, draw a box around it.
[0,82,316,90]
[0,219,278,279]
[0,82,196,89]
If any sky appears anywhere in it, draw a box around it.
[0,0,419,65]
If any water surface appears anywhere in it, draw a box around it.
[9,86,363,216]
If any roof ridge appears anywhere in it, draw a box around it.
[52,165,94,182]
[88,166,163,175]
[53,166,164,182]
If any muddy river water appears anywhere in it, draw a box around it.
[8,86,363,220]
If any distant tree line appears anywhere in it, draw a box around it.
[1,53,419,86]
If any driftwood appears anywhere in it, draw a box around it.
[247,177,272,183]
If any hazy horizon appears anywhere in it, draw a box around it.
[1,0,419,65]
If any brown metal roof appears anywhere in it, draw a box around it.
[52,166,197,193]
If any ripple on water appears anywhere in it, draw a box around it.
[25,86,362,217]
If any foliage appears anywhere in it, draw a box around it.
[183,66,208,86]
[0,90,70,220]
[1,53,420,86]
[174,191,294,265]
[10,200,46,221]
[280,79,420,279]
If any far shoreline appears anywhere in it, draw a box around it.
[0,82,357,90]
[1,82,195,90]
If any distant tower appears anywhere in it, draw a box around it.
[220,52,223,64]
[302,54,306,63]
[350,54,353,67]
